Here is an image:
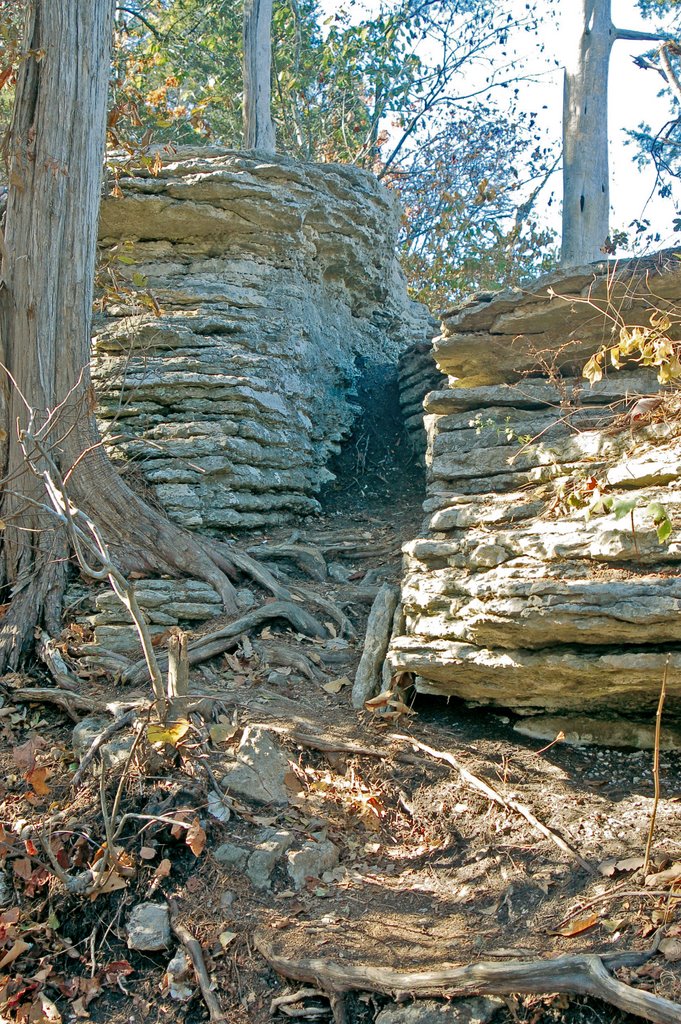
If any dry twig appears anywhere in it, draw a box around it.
[168,899,226,1022]
[393,734,595,873]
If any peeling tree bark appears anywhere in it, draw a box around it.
[243,0,276,152]
[0,1,236,672]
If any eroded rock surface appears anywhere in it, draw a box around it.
[95,149,431,532]
[391,256,681,719]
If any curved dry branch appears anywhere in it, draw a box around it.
[255,931,678,1024]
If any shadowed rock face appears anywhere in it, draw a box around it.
[94,148,432,532]
[392,258,681,720]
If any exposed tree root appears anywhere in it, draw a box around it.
[255,930,679,1024]
[123,600,330,686]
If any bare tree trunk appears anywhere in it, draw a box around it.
[0,0,235,672]
[243,0,276,152]
[561,0,613,266]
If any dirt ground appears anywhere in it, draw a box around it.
[1,379,681,1024]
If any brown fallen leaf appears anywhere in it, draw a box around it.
[185,818,206,858]
[13,733,47,771]
[283,771,304,795]
[26,765,52,797]
[322,676,351,695]
[154,858,171,879]
[646,861,681,887]
[0,936,31,969]
[551,913,599,937]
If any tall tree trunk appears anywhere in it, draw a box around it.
[561,0,613,266]
[243,0,276,152]
[0,0,235,672]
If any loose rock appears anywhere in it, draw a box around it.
[221,726,292,806]
[126,903,171,951]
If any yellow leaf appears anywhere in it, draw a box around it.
[219,930,237,949]
[147,720,190,747]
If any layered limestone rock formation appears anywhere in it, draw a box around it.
[390,254,681,718]
[94,148,431,531]
[398,341,443,457]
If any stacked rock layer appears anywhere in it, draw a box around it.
[94,149,432,531]
[390,255,681,717]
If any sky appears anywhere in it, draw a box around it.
[320,0,681,257]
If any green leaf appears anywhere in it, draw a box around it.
[657,518,673,544]
[613,498,639,520]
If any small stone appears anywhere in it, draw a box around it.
[72,717,110,759]
[266,670,290,687]
[236,589,257,611]
[286,837,339,890]
[214,842,249,870]
[126,902,171,951]
[219,891,235,911]
[328,562,351,583]
[375,996,504,1024]
[101,735,136,769]
[246,829,294,890]
[221,726,291,806]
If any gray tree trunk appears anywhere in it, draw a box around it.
[561,0,613,266]
[243,0,276,152]
[0,0,234,671]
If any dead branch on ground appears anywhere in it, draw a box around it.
[169,899,227,1022]
[255,930,679,1024]
[393,734,595,873]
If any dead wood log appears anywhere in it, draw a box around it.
[124,601,328,686]
[352,584,399,708]
[394,735,594,873]
[253,641,325,681]
[254,931,679,1024]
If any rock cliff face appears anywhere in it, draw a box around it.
[94,149,431,531]
[390,255,681,718]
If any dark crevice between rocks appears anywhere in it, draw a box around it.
[318,356,425,520]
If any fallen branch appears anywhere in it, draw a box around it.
[124,601,329,685]
[289,731,418,765]
[12,686,105,717]
[255,931,679,1024]
[168,899,226,1022]
[71,709,138,788]
[393,735,594,874]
